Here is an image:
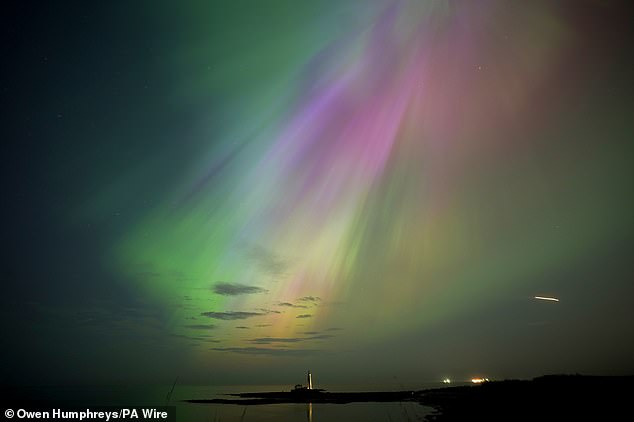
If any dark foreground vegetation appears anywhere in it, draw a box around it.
[419,375,632,421]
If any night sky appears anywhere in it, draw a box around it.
[2,0,633,387]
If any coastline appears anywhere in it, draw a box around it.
[184,375,633,420]
[186,390,420,405]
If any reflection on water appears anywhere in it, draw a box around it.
[9,384,437,421]
[176,384,436,421]
[180,402,432,421]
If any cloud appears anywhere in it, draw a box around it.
[277,302,308,309]
[256,324,272,328]
[191,337,221,343]
[213,282,268,296]
[249,334,334,345]
[298,296,321,303]
[173,334,221,344]
[184,324,216,330]
[172,333,221,344]
[326,327,343,331]
[305,334,335,340]
[296,314,312,319]
[211,347,319,357]
[236,326,250,329]
[244,245,288,277]
[250,337,303,344]
[201,311,265,320]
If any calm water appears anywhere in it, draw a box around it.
[174,384,438,421]
[9,383,446,421]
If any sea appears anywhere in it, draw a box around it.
[5,382,458,421]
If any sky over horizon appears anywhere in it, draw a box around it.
[2,0,633,386]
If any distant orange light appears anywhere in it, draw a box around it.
[471,378,489,384]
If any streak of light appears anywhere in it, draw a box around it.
[534,296,559,302]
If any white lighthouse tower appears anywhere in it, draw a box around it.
[307,370,313,390]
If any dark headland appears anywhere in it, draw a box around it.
[419,375,632,421]
[186,389,418,405]
[185,375,632,420]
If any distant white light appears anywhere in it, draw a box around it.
[534,296,559,302]
[442,378,451,384]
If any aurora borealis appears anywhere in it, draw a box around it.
[2,0,634,386]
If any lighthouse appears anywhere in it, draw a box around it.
[307,370,313,390]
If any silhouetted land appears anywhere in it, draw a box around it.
[419,375,632,421]
[186,389,419,405]
[185,375,632,420]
